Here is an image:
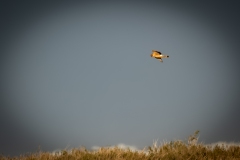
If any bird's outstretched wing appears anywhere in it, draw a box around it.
[152,50,162,55]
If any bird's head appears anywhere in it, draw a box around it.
[150,53,153,57]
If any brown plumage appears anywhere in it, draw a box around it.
[150,50,169,62]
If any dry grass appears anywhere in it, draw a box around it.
[1,131,240,160]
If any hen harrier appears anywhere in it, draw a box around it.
[150,50,169,62]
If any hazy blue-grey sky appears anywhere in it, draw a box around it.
[1,0,240,156]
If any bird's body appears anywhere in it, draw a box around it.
[150,50,169,62]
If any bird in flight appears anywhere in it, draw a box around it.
[150,50,169,62]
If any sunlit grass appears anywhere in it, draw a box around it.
[1,131,240,160]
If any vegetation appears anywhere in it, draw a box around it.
[1,131,240,160]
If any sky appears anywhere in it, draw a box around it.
[1,0,240,156]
